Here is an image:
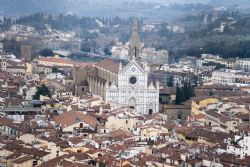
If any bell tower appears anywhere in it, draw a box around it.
[129,17,140,60]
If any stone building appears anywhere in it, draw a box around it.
[73,65,98,96]
[0,57,7,71]
[79,57,159,115]
[73,18,159,114]
[163,105,191,121]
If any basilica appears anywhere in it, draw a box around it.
[74,18,159,115]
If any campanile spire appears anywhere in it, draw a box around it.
[129,17,140,60]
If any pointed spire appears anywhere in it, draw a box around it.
[129,17,140,61]
[119,61,123,71]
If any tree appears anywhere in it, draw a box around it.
[33,84,51,100]
[167,76,174,87]
[188,80,195,97]
[209,91,214,96]
[175,83,182,105]
[175,80,195,105]
[52,67,64,75]
[39,48,54,57]
[202,62,226,70]
[183,81,189,101]
[104,47,112,55]
[52,67,59,73]
[2,38,21,58]
[81,43,91,53]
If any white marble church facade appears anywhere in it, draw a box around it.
[105,60,159,115]
[76,18,160,115]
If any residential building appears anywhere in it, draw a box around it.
[236,58,250,71]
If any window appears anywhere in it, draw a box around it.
[126,120,128,124]
[82,87,85,91]
[33,160,38,166]
[129,76,137,84]
[149,109,153,115]
[178,113,182,120]
[79,123,83,128]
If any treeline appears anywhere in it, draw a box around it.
[182,40,250,58]
[16,13,97,31]
[1,38,21,57]
[168,12,250,59]
[202,62,226,70]
[0,17,12,32]
[14,13,138,32]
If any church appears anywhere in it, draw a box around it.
[74,18,159,115]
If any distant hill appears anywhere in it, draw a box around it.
[0,0,212,20]
[0,0,71,16]
[0,0,250,18]
[209,0,250,6]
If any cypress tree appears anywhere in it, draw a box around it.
[183,80,189,101]
[175,83,182,105]
[188,80,195,97]
[167,76,174,87]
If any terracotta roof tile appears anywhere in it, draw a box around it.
[53,110,99,128]
[12,156,33,164]
[39,57,96,67]
[96,58,120,74]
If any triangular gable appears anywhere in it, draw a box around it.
[148,82,156,90]
[109,82,118,90]
[121,60,145,74]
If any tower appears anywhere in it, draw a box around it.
[0,57,7,71]
[129,17,140,60]
[21,45,32,62]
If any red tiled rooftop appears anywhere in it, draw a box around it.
[96,58,120,74]
[53,110,99,128]
[39,57,97,67]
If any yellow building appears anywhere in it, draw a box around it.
[37,57,96,67]
[175,126,193,142]
[63,146,91,154]
[106,110,139,132]
[139,125,168,139]
[12,156,33,167]
[191,97,219,116]
[18,134,66,160]
[25,63,33,73]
